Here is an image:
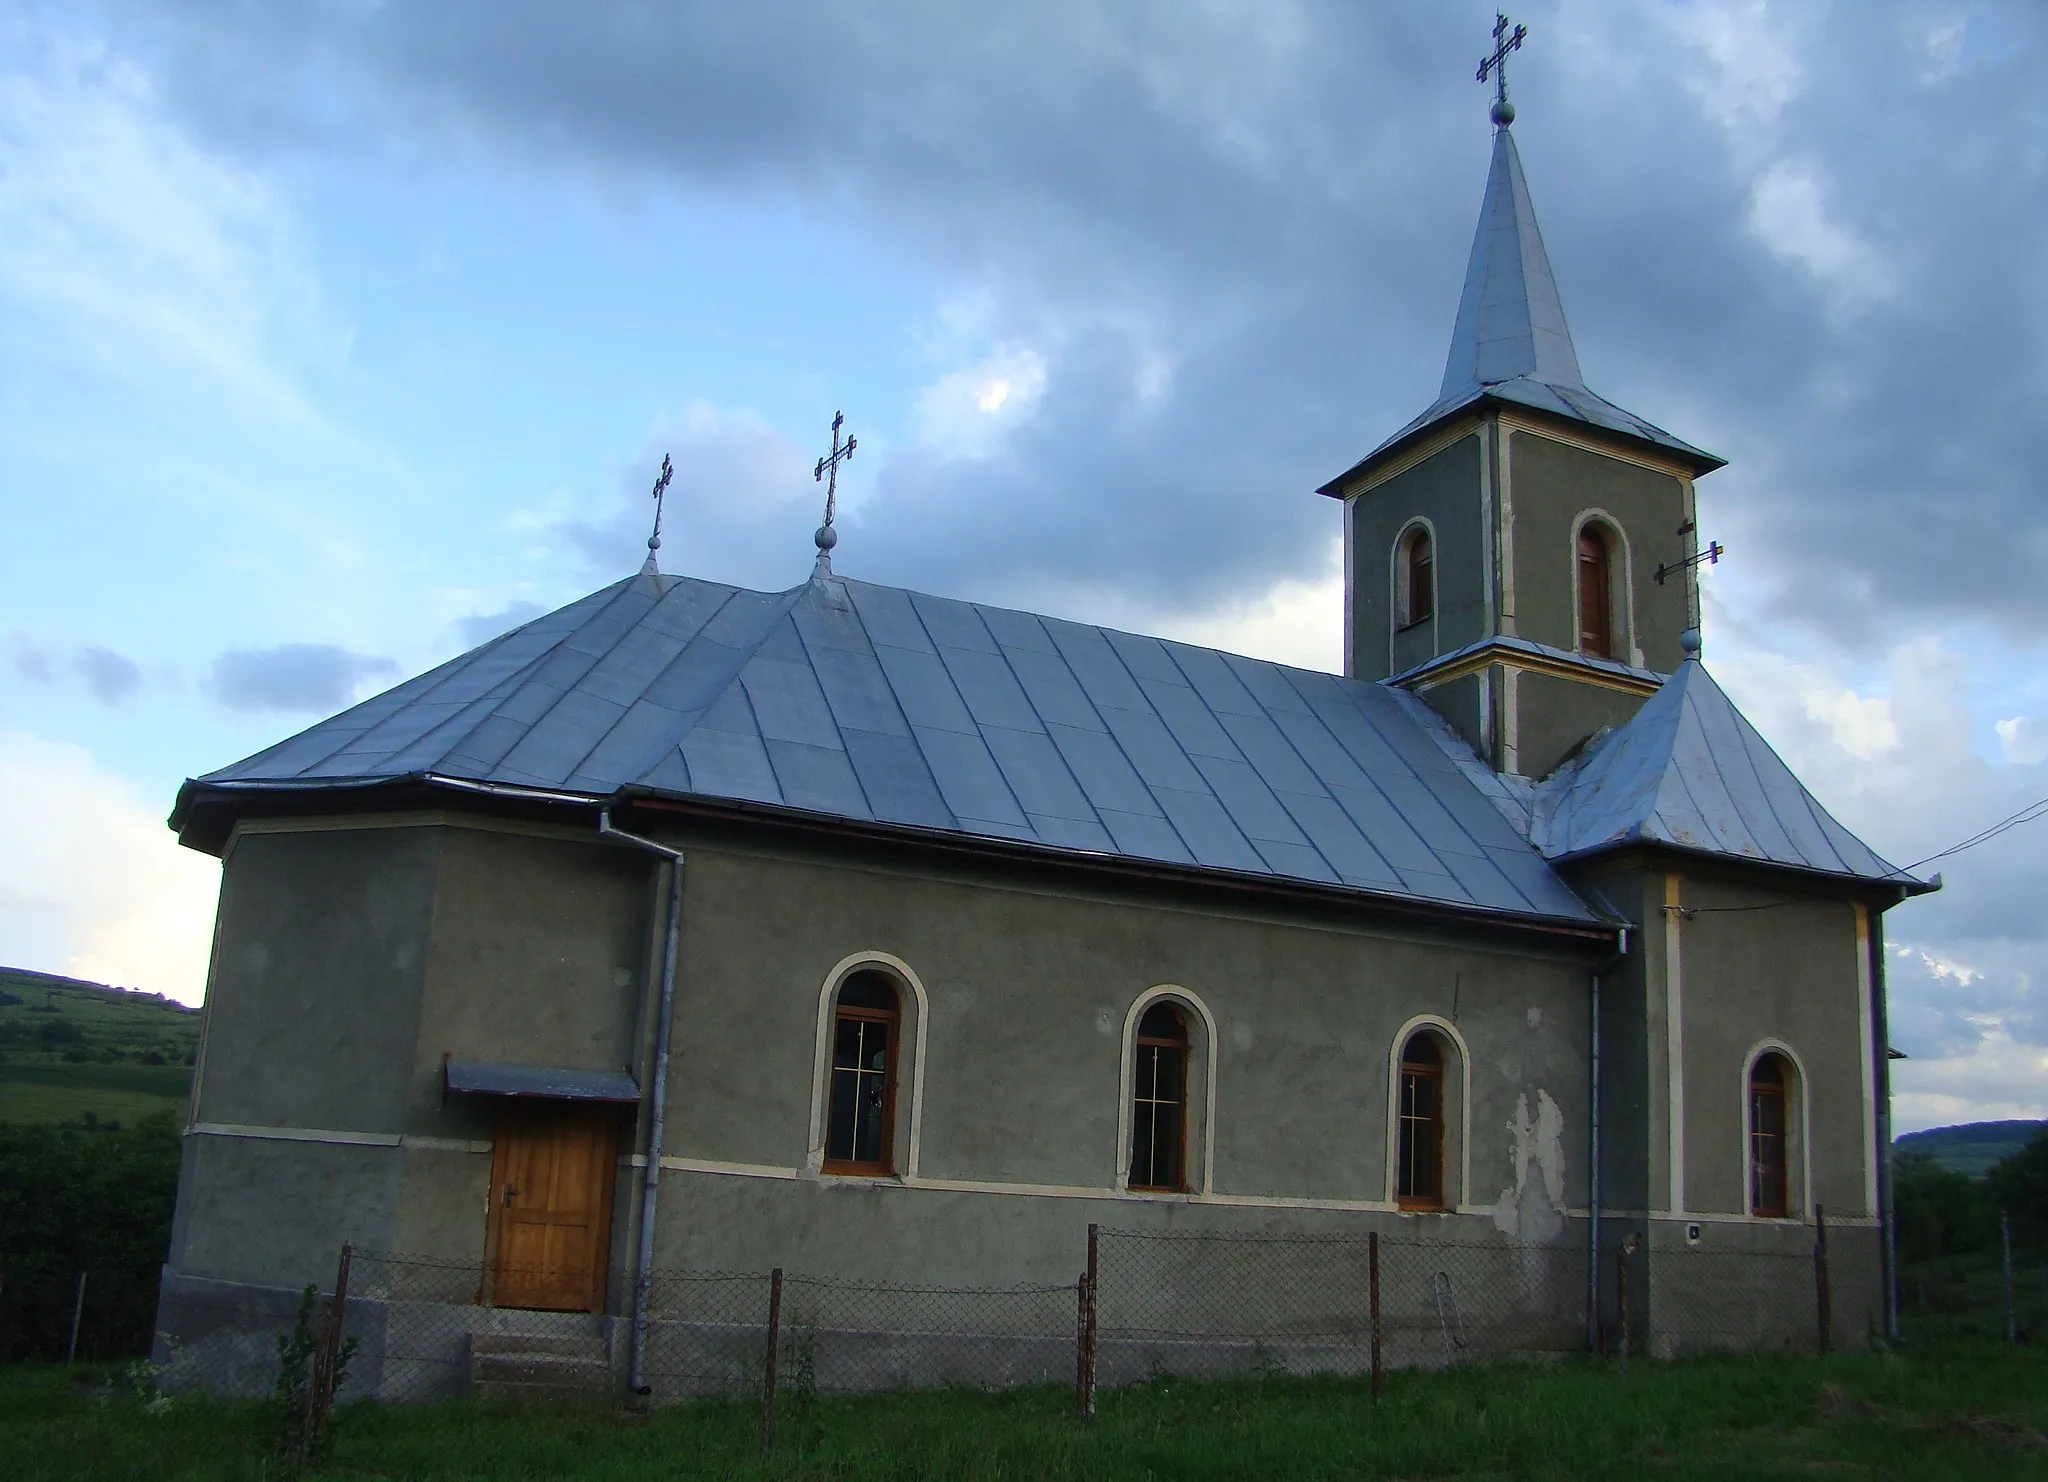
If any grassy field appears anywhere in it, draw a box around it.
[6,1347,2047,1480]
[0,968,196,1126]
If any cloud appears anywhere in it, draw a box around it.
[9,635,144,703]
[208,643,398,713]
[85,2,2048,647]
[74,645,142,704]
[0,730,217,1004]
[454,601,545,649]
[0,22,328,421]
[543,401,817,591]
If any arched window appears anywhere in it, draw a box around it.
[1749,1053,1790,1218]
[1396,1032,1445,1209]
[1399,526,1434,627]
[824,970,900,1175]
[1577,524,1613,658]
[1128,1002,1188,1192]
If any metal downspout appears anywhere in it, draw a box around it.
[599,807,684,1395]
[1874,889,1902,1342]
[1587,924,1630,1354]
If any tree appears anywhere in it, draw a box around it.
[1988,1125,2048,1245]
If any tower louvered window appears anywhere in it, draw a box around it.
[1577,525,1613,657]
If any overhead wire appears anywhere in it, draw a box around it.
[1656,793,2048,917]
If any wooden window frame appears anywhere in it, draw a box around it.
[1577,523,1613,659]
[1128,1005,1189,1194]
[822,980,901,1177]
[1748,1054,1790,1219]
[1395,1037,1447,1211]
[1400,526,1435,629]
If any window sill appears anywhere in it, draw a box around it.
[1395,616,1433,634]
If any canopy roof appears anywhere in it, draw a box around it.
[1528,658,1930,890]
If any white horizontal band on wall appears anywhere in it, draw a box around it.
[187,1122,491,1155]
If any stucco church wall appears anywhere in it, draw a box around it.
[171,826,441,1284]
[658,832,1596,1254]
[1672,871,1873,1222]
[192,826,440,1134]
[1346,434,1487,682]
[1505,431,1690,671]
[1510,670,1650,782]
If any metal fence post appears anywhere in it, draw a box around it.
[1813,1204,1831,1356]
[1368,1231,1382,1403]
[2002,1213,2015,1347]
[310,1242,352,1437]
[65,1272,87,1364]
[1616,1246,1629,1374]
[761,1268,784,1454]
[1080,1223,1099,1421]
[1081,1269,1097,1416]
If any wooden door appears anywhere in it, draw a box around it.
[486,1103,619,1312]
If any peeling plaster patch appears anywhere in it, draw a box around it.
[1526,1005,1542,1029]
[1230,1018,1254,1051]
[1491,1089,1567,1242]
[1094,1008,1116,1036]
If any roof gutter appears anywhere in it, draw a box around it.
[596,805,685,1396]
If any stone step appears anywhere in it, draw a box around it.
[470,1332,607,1361]
[470,1352,611,1389]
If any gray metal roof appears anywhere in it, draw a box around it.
[444,1059,640,1102]
[1391,633,1662,690]
[1320,123,1722,492]
[191,570,1599,924]
[1527,658,1927,888]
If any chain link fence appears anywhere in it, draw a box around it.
[149,1213,1878,1433]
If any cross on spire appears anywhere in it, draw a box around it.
[812,410,856,576]
[1476,12,1527,127]
[642,453,674,575]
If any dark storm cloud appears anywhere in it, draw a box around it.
[208,644,398,713]
[81,2,2048,639]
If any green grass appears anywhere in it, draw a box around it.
[0,970,197,1125]
[7,1348,2048,1480]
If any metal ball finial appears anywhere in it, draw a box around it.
[814,523,838,553]
[1491,97,1515,127]
[1680,628,1703,659]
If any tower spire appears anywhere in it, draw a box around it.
[1443,15,1581,400]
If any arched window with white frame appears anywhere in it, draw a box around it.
[1117,987,1217,1197]
[1385,1017,1469,1212]
[1747,1049,1801,1219]
[809,954,929,1181]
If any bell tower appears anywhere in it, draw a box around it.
[1320,25,1725,779]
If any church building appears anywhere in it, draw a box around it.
[157,64,1932,1394]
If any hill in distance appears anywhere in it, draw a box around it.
[1895,1119,2046,1179]
[0,966,199,1127]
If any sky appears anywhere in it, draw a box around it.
[0,0,2043,1135]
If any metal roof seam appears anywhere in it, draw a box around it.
[786,590,887,824]
[581,584,756,787]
